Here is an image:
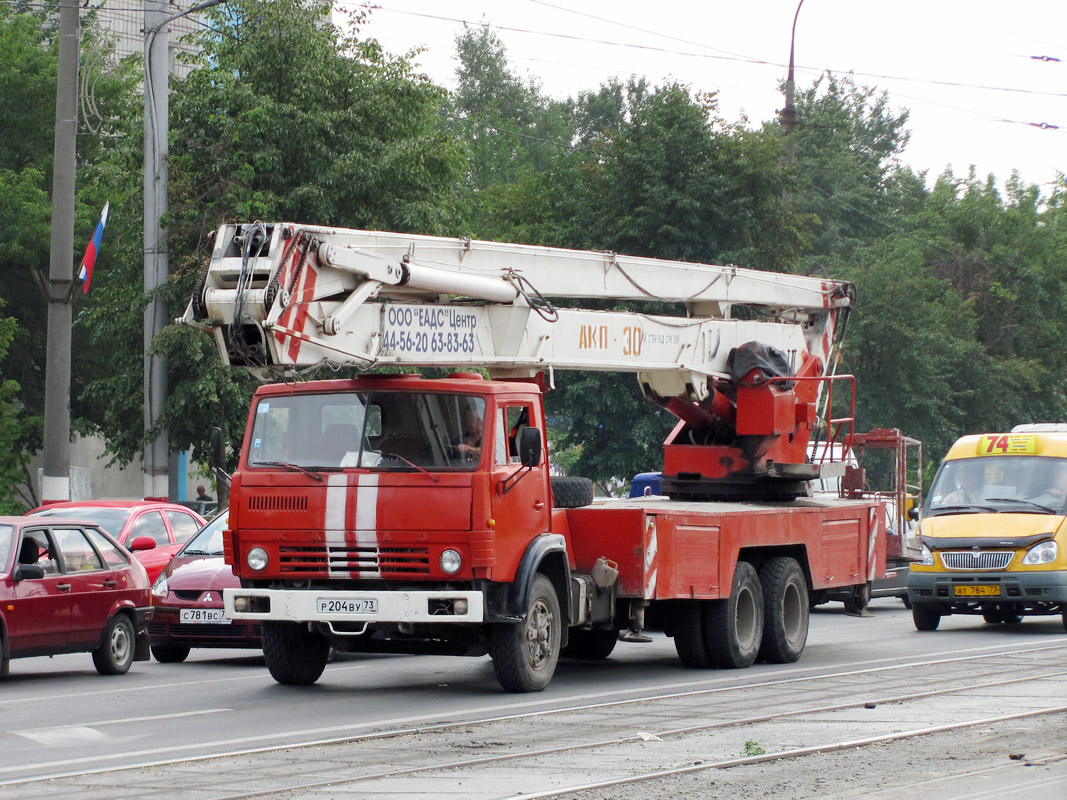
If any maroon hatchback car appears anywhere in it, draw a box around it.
[0,517,152,676]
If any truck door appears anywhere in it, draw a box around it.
[491,403,550,571]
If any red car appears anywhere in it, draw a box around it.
[0,516,152,676]
[149,513,261,662]
[27,500,206,583]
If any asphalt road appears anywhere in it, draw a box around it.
[1,599,1064,785]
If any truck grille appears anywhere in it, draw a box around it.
[279,545,430,577]
[247,494,308,512]
[940,550,1014,571]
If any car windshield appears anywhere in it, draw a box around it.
[926,456,1067,515]
[247,390,485,471]
[179,514,227,556]
[30,507,132,537]
[0,524,12,575]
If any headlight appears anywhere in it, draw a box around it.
[439,549,462,574]
[920,544,935,566]
[1023,540,1057,565]
[151,574,169,599]
[246,546,269,571]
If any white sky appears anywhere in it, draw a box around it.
[340,0,1067,191]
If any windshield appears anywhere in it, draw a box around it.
[29,507,132,537]
[247,391,486,471]
[0,524,12,574]
[179,513,227,556]
[927,456,1067,514]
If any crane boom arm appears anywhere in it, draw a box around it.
[182,222,853,400]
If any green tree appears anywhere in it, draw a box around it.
[80,0,469,467]
[0,5,140,502]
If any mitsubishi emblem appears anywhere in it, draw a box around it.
[204,592,213,602]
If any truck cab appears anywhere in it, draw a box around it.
[906,428,1067,631]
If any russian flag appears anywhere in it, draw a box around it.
[78,201,109,293]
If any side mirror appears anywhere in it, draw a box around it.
[14,564,45,581]
[129,536,157,552]
[209,426,226,471]
[907,506,920,521]
[519,427,542,468]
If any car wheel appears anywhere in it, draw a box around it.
[93,614,136,675]
[912,604,941,631]
[151,644,191,663]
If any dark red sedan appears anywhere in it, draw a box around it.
[27,500,206,584]
[0,516,152,676]
[148,513,261,662]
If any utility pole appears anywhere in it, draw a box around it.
[143,0,227,500]
[143,0,170,500]
[41,0,80,503]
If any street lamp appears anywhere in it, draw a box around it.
[780,0,805,208]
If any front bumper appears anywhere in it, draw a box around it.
[149,605,261,648]
[907,569,1067,605]
[223,588,485,625]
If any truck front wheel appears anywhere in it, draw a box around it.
[490,574,560,692]
[912,604,941,631]
[262,621,330,685]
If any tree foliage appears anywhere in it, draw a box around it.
[80,0,469,467]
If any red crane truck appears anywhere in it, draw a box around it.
[181,222,885,692]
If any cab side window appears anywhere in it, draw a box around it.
[165,510,201,544]
[54,528,105,572]
[129,511,169,545]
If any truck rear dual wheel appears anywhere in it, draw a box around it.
[673,561,765,669]
[490,574,561,692]
[262,621,330,685]
[757,557,809,664]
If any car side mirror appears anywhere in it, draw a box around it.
[519,427,542,468]
[14,564,45,581]
[129,536,157,552]
[907,506,920,521]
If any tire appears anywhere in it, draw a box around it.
[704,561,764,669]
[673,600,711,668]
[92,615,136,675]
[562,628,617,660]
[843,581,872,615]
[551,476,594,509]
[151,644,191,663]
[490,574,561,692]
[261,621,330,686]
[757,557,809,664]
[1062,610,1067,634]
[912,604,941,631]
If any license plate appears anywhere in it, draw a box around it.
[953,584,1001,597]
[316,597,379,615]
[180,608,230,624]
